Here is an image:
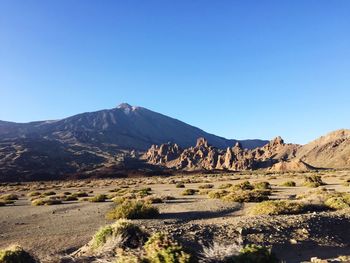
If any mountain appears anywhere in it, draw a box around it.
[295,129,350,168]
[0,103,267,150]
[0,103,268,181]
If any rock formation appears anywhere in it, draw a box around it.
[143,136,300,171]
[268,159,317,172]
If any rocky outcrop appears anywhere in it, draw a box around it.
[143,137,299,171]
[268,159,317,172]
[144,142,182,165]
[252,136,301,162]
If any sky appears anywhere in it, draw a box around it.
[0,1,349,144]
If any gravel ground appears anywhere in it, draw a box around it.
[1,172,350,262]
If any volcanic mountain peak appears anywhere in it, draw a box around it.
[116,102,140,114]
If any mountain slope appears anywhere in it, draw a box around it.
[0,103,268,181]
[295,129,350,168]
[0,103,267,150]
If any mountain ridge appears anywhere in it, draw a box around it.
[0,103,267,150]
[0,103,268,181]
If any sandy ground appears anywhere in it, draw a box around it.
[1,170,350,262]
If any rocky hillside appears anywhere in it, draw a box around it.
[143,136,300,171]
[0,103,267,151]
[295,129,350,168]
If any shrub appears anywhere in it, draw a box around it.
[31,198,62,206]
[136,188,152,198]
[0,245,37,263]
[27,192,41,197]
[71,191,89,198]
[106,200,159,220]
[303,175,325,188]
[198,184,214,189]
[324,196,350,210]
[91,219,147,250]
[208,190,229,199]
[0,194,18,201]
[181,189,198,196]
[250,200,305,215]
[223,190,270,203]
[200,242,240,262]
[176,183,185,188]
[236,244,278,263]
[41,191,56,196]
[64,195,78,201]
[232,181,254,191]
[144,232,191,263]
[200,243,278,263]
[218,183,233,189]
[253,182,271,190]
[144,196,163,204]
[281,181,296,187]
[89,194,107,202]
[325,197,349,210]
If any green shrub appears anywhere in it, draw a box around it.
[92,225,113,249]
[223,190,270,203]
[89,194,107,202]
[144,196,163,204]
[106,200,159,220]
[235,244,278,263]
[198,184,214,189]
[232,181,254,191]
[31,198,62,206]
[181,189,198,196]
[0,194,18,201]
[144,232,191,263]
[325,197,349,210]
[91,219,147,250]
[0,245,37,263]
[136,188,152,198]
[281,181,296,187]
[303,175,325,188]
[324,196,350,210]
[71,191,89,198]
[208,190,229,199]
[250,200,305,215]
[253,182,271,190]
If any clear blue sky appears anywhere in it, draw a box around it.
[1,1,349,144]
